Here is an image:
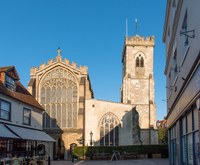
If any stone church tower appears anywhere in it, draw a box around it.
[121,35,157,144]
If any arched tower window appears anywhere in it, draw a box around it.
[99,112,119,146]
[141,57,144,67]
[135,54,144,67]
[136,57,140,67]
[40,67,78,128]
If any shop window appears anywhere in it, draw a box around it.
[180,108,200,165]
[37,144,46,156]
[169,124,177,165]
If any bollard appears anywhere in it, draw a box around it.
[48,156,51,165]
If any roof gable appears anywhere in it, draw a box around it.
[0,66,20,80]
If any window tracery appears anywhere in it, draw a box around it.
[99,112,119,146]
[40,67,78,128]
[135,54,144,67]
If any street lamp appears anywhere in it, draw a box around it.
[90,131,93,146]
[90,131,93,160]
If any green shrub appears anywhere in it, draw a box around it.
[73,145,168,159]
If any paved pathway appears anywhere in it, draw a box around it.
[51,158,169,165]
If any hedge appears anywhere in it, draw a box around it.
[73,144,168,159]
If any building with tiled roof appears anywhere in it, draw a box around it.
[0,66,55,159]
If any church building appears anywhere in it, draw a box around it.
[28,35,158,159]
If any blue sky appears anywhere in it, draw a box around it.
[0,0,167,120]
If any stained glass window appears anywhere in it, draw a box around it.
[99,112,119,146]
[51,104,56,128]
[68,104,72,127]
[100,126,104,146]
[57,104,61,127]
[40,67,78,129]
[46,87,50,103]
[62,103,66,127]
[52,87,56,103]
[46,105,50,128]
[41,87,45,104]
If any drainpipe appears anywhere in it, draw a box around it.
[83,76,86,160]
[149,74,151,144]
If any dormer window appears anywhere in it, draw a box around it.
[5,75,15,90]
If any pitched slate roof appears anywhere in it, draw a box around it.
[0,66,44,111]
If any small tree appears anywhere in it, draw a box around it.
[158,127,168,144]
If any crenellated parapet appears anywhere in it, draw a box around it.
[125,35,155,46]
[30,48,88,76]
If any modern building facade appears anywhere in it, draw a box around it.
[28,35,158,160]
[163,0,200,164]
[0,66,55,159]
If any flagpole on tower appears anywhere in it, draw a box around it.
[126,18,128,37]
[135,18,138,35]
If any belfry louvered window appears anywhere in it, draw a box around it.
[40,67,78,128]
[136,55,144,67]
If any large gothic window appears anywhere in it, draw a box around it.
[99,112,119,146]
[40,67,78,128]
[135,54,144,67]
